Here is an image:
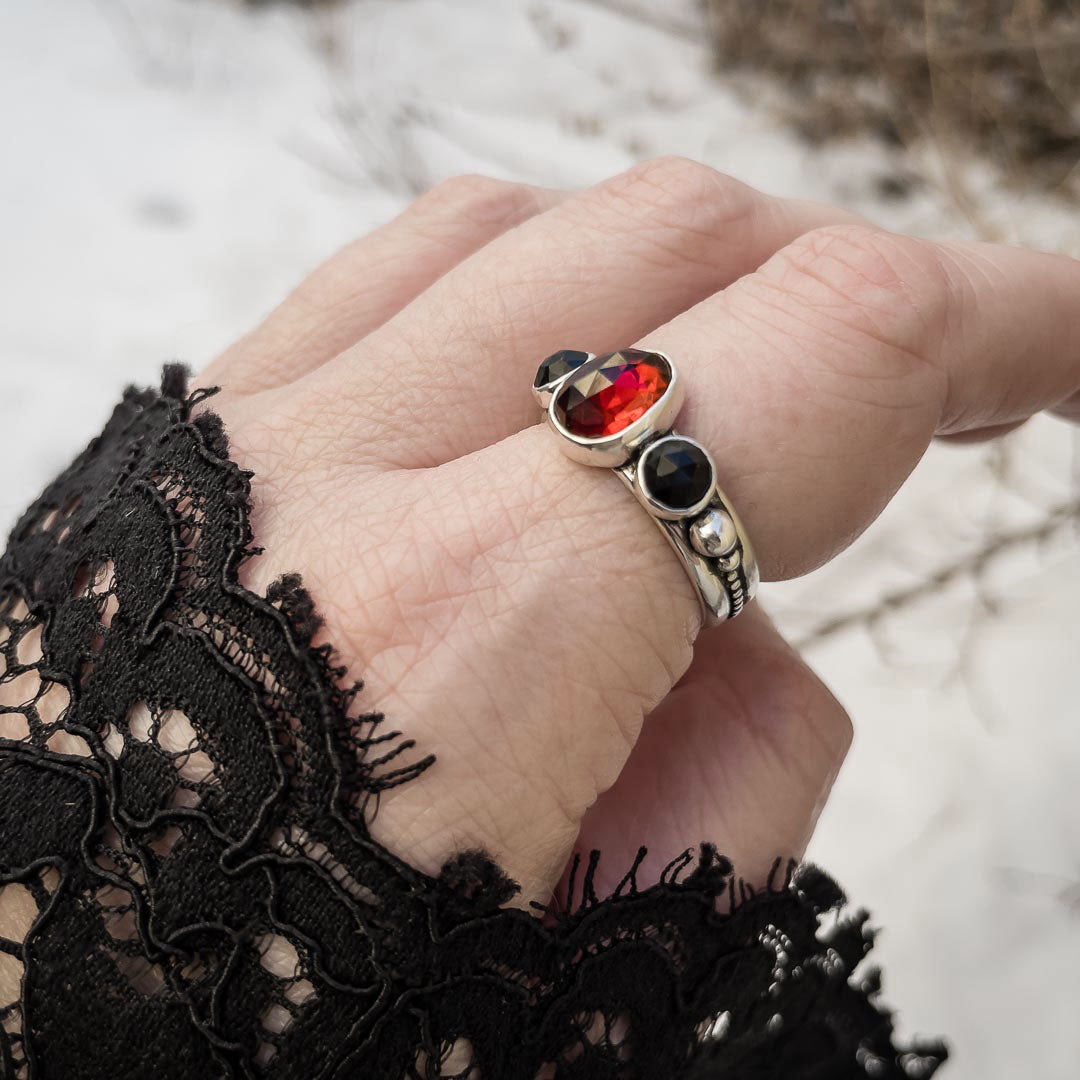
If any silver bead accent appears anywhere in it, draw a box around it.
[717,549,741,572]
[689,508,738,559]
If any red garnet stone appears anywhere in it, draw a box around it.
[554,349,670,438]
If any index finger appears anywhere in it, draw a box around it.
[639,223,1080,579]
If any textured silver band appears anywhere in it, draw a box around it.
[613,449,757,622]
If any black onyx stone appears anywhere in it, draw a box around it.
[641,438,713,511]
[534,349,590,389]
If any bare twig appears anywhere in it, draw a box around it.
[568,0,704,43]
[794,497,1080,650]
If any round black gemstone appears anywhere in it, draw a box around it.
[534,349,590,389]
[641,438,713,511]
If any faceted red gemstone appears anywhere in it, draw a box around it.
[554,350,670,438]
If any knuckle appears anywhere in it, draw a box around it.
[413,173,540,231]
[768,223,953,365]
[599,155,757,234]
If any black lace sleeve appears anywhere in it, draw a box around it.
[0,369,947,1079]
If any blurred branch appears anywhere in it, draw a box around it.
[569,0,703,41]
[794,497,1080,650]
[994,863,1080,916]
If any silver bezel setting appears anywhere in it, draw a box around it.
[545,350,683,468]
[633,434,717,521]
[531,350,595,409]
[533,347,759,624]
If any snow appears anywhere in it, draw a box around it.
[1,1,1077,1072]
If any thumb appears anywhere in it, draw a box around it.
[568,606,852,898]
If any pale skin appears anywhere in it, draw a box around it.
[4,158,1080,1004]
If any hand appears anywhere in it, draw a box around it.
[194,157,1080,905]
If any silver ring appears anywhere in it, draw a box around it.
[532,348,759,624]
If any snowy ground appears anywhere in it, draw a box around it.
[2,1,1078,1074]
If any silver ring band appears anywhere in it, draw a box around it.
[532,348,758,624]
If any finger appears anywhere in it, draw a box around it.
[198,176,563,396]
[291,157,864,468]
[637,223,1080,579]
[568,607,851,897]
